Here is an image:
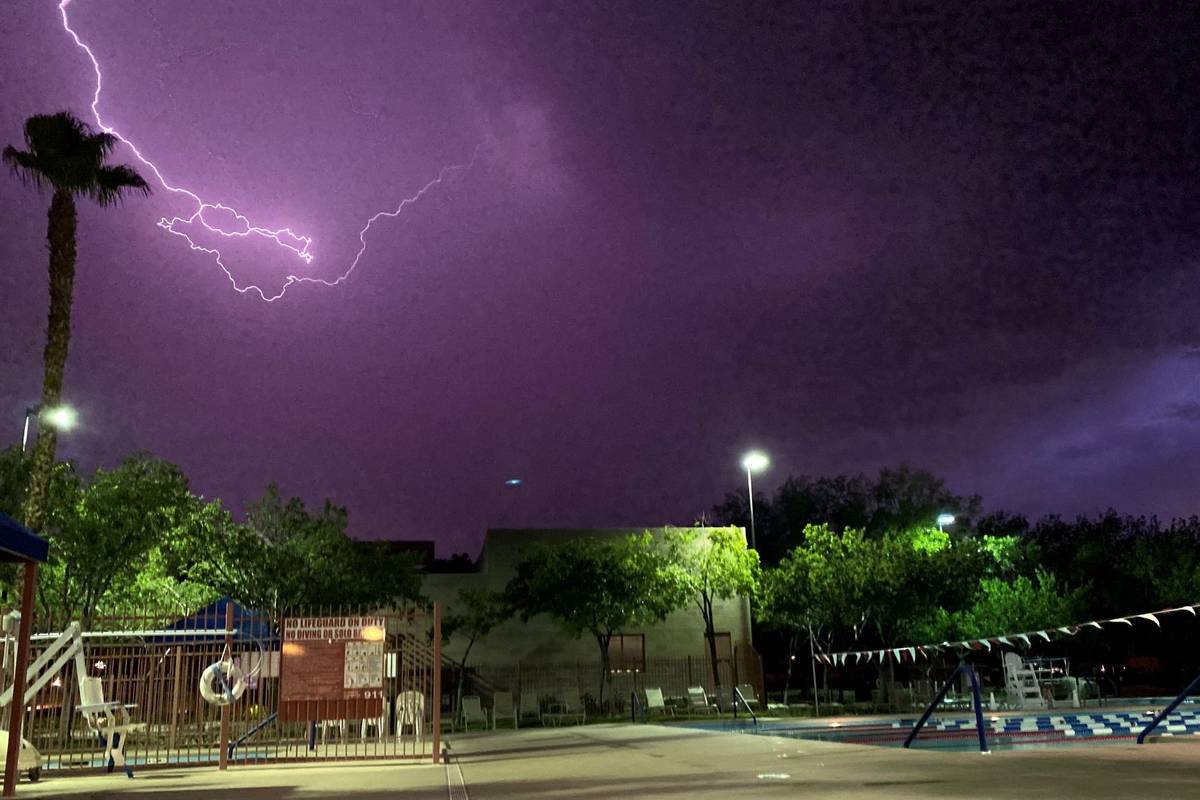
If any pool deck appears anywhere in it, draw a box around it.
[18,721,1200,798]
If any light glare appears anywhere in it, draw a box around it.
[742,451,769,472]
[42,405,78,431]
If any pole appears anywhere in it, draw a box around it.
[746,467,756,551]
[20,413,31,456]
[432,603,442,765]
[218,602,233,771]
[808,625,819,717]
[4,563,37,797]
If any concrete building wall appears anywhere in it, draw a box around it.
[423,527,753,665]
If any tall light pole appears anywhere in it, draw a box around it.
[741,451,769,550]
[936,513,955,533]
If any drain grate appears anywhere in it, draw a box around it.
[445,755,470,800]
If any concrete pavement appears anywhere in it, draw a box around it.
[16,722,1200,798]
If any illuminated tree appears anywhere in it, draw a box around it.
[4,112,150,531]
[443,588,508,722]
[39,454,211,624]
[506,533,688,709]
[666,527,759,690]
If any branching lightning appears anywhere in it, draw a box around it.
[58,0,480,302]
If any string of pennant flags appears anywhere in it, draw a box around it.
[813,603,1200,666]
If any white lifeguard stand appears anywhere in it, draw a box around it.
[0,618,136,780]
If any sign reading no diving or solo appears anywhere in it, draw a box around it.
[278,616,387,722]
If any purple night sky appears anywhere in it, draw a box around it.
[2,1,1198,555]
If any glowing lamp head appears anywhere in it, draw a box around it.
[742,451,769,473]
[936,513,956,527]
[41,404,78,432]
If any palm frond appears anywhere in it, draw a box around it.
[6,111,149,204]
[2,145,49,191]
[89,165,152,207]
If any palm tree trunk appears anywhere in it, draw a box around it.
[23,189,76,532]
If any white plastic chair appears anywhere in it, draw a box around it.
[395,690,425,741]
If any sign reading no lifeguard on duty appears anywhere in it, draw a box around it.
[278,616,386,722]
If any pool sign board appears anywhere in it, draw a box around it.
[279,616,386,722]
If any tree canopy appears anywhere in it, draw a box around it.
[506,533,689,705]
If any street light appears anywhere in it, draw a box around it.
[936,513,955,533]
[21,404,78,454]
[741,451,769,550]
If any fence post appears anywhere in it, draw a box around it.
[432,603,442,765]
[168,646,183,755]
[3,562,37,798]
[219,602,233,770]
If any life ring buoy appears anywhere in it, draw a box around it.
[200,660,246,706]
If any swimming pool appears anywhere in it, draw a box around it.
[680,709,1200,751]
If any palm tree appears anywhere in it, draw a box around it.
[4,112,150,531]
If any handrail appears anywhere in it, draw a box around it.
[904,662,989,753]
[228,711,278,758]
[630,690,645,723]
[1138,672,1200,744]
[732,686,758,728]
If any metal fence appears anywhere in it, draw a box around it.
[4,603,441,775]
[466,653,757,716]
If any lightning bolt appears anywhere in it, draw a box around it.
[58,0,480,302]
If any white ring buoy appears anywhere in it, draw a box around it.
[200,660,246,706]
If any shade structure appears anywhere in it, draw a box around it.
[154,598,277,646]
[0,513,48,565]
[0,512,47,796]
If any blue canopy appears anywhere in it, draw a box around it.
[152,598,277,645]
[0,512,48,563]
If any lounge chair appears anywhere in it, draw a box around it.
[736,684,760,710]
[546,688,586,726]
[687,686,718,714]
[519,691,542,724]
[493,691,517,729]
[78,676,135,777]
[645,687,674,717]
[461,695,488,731]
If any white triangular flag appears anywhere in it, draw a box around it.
[1111,617,1132,626]
[979,639,992,651]
[1084,621,1103,629]
[1036,630,1051,642]
[1017,633,1031,647]
[997,636,1012,647]
[1136,613,1161,627]
[907,647,916,661]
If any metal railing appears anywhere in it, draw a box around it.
[903,662,989,754]
[731,686,758,729]
[1137,672,1200,744]
[630,690,645,723]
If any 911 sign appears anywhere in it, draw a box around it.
[278,616,386,722]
